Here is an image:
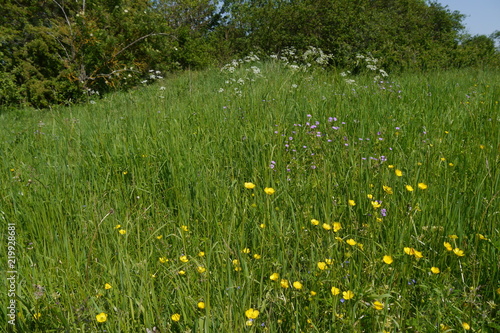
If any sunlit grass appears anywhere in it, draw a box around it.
[1,58,499,332]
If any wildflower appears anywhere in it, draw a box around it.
[293,281,303,290]
[156,235,163,239]
[197,302,205,309]
[115,224,121,229]
[171,313,181,322]
[197,266,206,273]
[245,308,259,319]
[395,169,403,177]
[383,256,394,264]
[322,223,332,231]
[178,270,185,275]
[253,254,261,259]
[246,320,254,326]
[317,262,328,270]
[311,219,320,226]
[333,222,342,232]
[33,313,41,320]
[104,283,112,290]
[270,273,279,281]
[331,287,340,295]
[119,229,126,235]
[441,157,446,161]
[342,290,354,300]
[383,186,393,194]
[373,301,384,310]
[151,273,157,278]
[453,248,465,257]
[367,194,373,199]
[448,234,458,239]
[431,267,440,274]
[179,255,189,263]
[477,234,488,240]
[405,185,414,192]
[242,248,251,254]
[348,200,356,206]
[310,291,317,296]
[198,251,205,257]
[325,258,334,265]
[444,242,453,251]
[234,266,242,272]
[280,279,289,288]
[264,187,275,195]
[413,250,423,258]
[418,183,428,190]
[462,322,471,330]
[244,182,256,189]
[346,239,357,246]
[96,312,108,323]
[388,165,395,169]
[479,144,485,149]
[181,225,189,232]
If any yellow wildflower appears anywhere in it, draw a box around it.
[270,273,279,281]
[311,219,320,226]
[444,242,453,251]
[197,266,206,273]
[317,262,328,270]
[333,222,342,232]
[119,229,126,235]
[104,283,112,290]
[331,287,340,295]
[431,267,440,274]
[405,185,414,192]
[383,256,393,265]
[197,302,205,309]
[244,182,256,189]
[348,200,356,206]
[171,313,181,322]
[346,239,357,246]
[179,255,189,263]
[280,279,289,288]
[383,186,393,194]
[293,281,303,290]
[453,248,465,257]
[395,169,403,177]
[373,301,384,310]
[342,290,354,300]
[264,187,275,195]
[418,183,428,190]
[322,223,332,230]
[96,313,108,323]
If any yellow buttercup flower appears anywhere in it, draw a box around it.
[333,222,342,232]
[245,308,259,319]
[104,283,112,290]
[280,279,289,288]
[264,187,275,195]
[197,302,205,309]
[367,194,373,199]
[244,182,256,189]
[198,251,205,257]
[405,185,414,192]
[325,258,334,265]
[242,248,251,254]
[293,281,303,290]
[373,301,384,310]
[171,313,181,322]
[342,290,354,300]
[270,273,279,281]
[119,229,126,235]
[156,235,163,239]
[178,270,185,275]
[181,225,189,232]
[371,201,381,209]
[96,312,108,323]
[462,322,471,330]
[383,255,393,264]
[418,183,428,190]
[253,254,261,259]
[317,261,328,270]
[348,200,356,206]
[33,313,41,320]
[322,223,332,230]
[431,267,440,274]
[197,266,206,273]
[477,234,488,240]
[159,257,168,263]
[311,219,320,226]
[310,291,317,296]
[331,287,340,295]
[453,248,465,257]
[383,185,393,194]
[443,242,453,251]
[395,169,403,177]
[448,234,458,239]
[114,224,121,229]
[179,255,189,263]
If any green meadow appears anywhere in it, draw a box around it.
[1,55,499,332]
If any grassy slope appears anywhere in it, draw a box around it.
[1,63,499,332]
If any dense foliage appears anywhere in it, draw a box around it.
[1,0,499,108]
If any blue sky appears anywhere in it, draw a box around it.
[436,0,500,36]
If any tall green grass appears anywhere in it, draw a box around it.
[1,59,499,332]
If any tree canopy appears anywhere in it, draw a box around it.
[1,0,498,108]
